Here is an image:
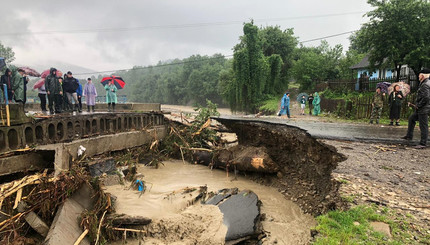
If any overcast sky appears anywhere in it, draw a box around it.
[1,0,372,73]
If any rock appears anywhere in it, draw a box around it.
[192,150,213,166]
[88,158,116,177]
[370,222,392,238]
[100,174,122,186]
[218,191,259,241]
[353,221,360,226]
[206,188,238,205]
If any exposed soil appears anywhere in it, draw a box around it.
[325,140,430,233]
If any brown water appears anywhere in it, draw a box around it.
[106,160,315,245]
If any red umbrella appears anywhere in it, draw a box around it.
[40,69,62,78]
[101,75,125,89]
[33,78,45,89]
[19,66,41,77]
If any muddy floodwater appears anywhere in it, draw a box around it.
[106,160,316,244]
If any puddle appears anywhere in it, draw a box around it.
[106,160,315,244]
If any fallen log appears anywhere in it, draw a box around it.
[107,214,152,226]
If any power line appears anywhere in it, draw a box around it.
[0,11,365,36]
[74,30,357,76]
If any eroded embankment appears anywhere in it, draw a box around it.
[214,118,347,215]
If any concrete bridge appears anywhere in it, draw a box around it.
[0,103,167,177]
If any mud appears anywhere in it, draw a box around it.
[106,160,315,244]
[213,118,346,214]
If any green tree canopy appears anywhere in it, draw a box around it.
[351,0,430,80]
[0,41,15,64]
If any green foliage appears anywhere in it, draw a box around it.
[314,205,430,244]
[351,0,430,80]
[222,22,298,113]
[0,41,15,64]
[291,41,356,90]
[193,99,220,126]
[259,95,281,114]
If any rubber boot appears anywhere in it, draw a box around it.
[77,104,82,113]
[376,119,379,124]
[108,103,111,112]
[369,120,373,124]
[396,122,400,126]
[92,106,95,112]
[389,121,393,126]
[87,106,90,112]
[112,103,115,112]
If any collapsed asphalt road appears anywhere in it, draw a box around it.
[215,115,425,145]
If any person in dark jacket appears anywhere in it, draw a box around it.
[63,71,81,112]
[388,85,403,126]
[308,93,314,115]
[1,68,13,103]
[402,68,430,149]
[45,68,63,114]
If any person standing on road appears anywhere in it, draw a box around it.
[1,68,13,103]
[38,84,47,112]
[63,71,81,113]
[300,95,306,115]
[105,80,117,112]
[12,68,28,104]
[308,93,314,115]
[369,87,385,124]
[76,79,83,112]
[402,69,430,149]
[45,68,63,114]
[83,78,97,112]
[312,92,321,116]
[279,91,290,118]
[388,85,403,126]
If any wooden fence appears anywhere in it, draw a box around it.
[321,93,416,120]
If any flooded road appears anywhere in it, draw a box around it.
[106,160,315,244]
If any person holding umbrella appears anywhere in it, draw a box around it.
[402,68,430,149]
[105,80,117,112]
[83,78,97,112]
[388,85,403,126]
[1,68,13,103]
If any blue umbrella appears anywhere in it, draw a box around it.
[296,92,309,102]
[0,57,6,70]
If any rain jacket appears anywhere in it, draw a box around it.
[45,68,62,95]
[76,82,82,97]
[62,76,79,93]
[12,72,27,102]
[105,84,117,103]
[416,78,430,114]
[312,92,321,115]
[1,69,13,95]
[83,82,97,105]
[279,93,290,115]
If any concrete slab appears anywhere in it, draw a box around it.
[0,150,55,177]
[44,198,90,245]
[37,126,166,175]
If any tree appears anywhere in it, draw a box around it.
[0,41,15,64]
[260,26,298,89]
[228,22,269,112]
[351,0,430,81]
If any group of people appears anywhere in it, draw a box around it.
[0,68,29,104]
[369,69,430,149]
[0,67,119,114]
[43,68,99,114]
[279,91,321,118]
[369,85,404,126]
